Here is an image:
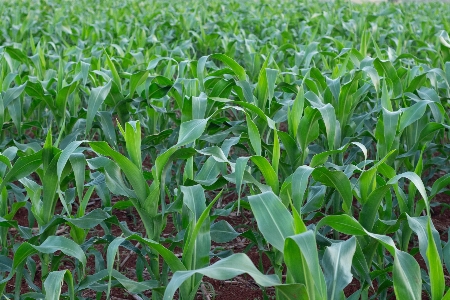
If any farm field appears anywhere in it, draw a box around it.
[1,0,450,299]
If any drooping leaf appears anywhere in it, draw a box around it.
[163,254,281,300]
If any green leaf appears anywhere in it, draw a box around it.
[192,93,208,119]
[163,254,281,300]
[255,65,278,109]
[0,150,43,191]
[34,236,86,270]
[291,166,314,211]
[3,83,26,107]
[443,289,450,300]
[176,119,208,147]
[310,146,348,168]
[276,284,309,300]
[211,220,240,243]
[85,80,112,135]
[314,214,421,297]
[1,236,87,286]
[291,204,308,234]
[55,82,77,119]
[382,108,401,151]
[285,231,327,300]
[0,154,12,171]
[298,106,320,156]
[399,101,429,132]
[90,141,148,202]
[118,121,142,170]
[57,141,84,180]
[374,59,402,97]
[407,216,442,268]
[70,153,87,205]
[312,167,352,213]
[39,208,111,234]
[98,157,137,198]
[76,269,157,293]
[194,156,221,186]
[316,215,366,236]
[426,220,445,300]
[44,270,74,300]
[236,80,255,103]
[5,47,32,66]
[109,269,158,292]
[234,156,250,210]
[248,192,294,252]
[126,235,186,273]
[352,239,372,286]
[288,86,305,138]
[322,237,357,300]
[129,71,149,97]
[211,54,246,81]
[98,111,117,149]
[359,185,390,231]
[363,66,380,93]
[65,209,110,229]
[42,130,54,173]
[106,237,126,298]
[41,151,61,224]
[405,73,428,93]
[393,250,421,300]
[388,172,429,213]
[105,53,121,91]
[181,185,210,270]
[430,173,450,199]
[246,114,261,156]
[316,103,337,150]
[278,131,300,167]
[197,146,228,163]
[250,156,279,194]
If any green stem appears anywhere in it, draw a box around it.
[150,248,161,282]
[0,229,7,255]
[54,116,66,148]
[133,204,161,282]
[400,225,413,252]
[0,282,6,298]
[14,268,22,300]
[332,192,341,240]
[41,253,50,280]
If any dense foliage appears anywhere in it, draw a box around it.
[0,0,450,299]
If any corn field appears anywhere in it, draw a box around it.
[0,0,450,299]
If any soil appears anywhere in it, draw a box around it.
[6,180,450,299]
